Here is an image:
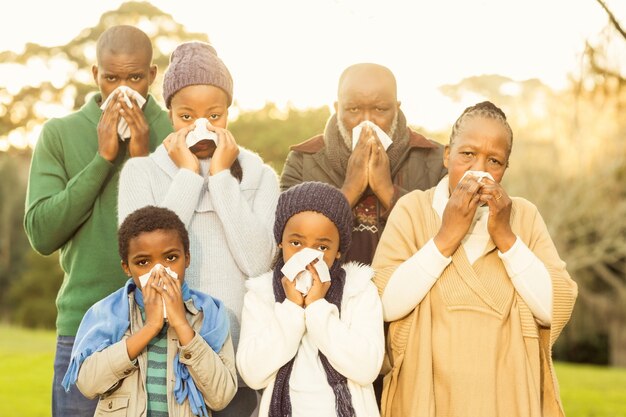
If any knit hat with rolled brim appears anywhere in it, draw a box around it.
[163,41,233,108]
[274,182,352,256]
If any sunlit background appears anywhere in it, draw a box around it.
[1,0,625,151]
[1,2,626,415]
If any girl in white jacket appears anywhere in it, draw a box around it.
[236,181,384,417]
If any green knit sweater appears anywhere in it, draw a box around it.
[24,93,172,336]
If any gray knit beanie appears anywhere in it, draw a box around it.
[163,41,233,108]
[274,182,352,255]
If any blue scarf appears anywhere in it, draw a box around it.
[62,279,229,417]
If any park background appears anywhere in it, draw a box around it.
[1,0,625,415]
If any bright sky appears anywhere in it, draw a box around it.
[1,0,624,139]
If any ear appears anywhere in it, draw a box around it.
[92,64,99,86]
[443,145,450,169]
[333,101,338,113]
[168,109,173,123]
[121,260,132,277]
[396,100,401,110]
[335,251,341,260]
[148,64,157,86]
[185,252,191,268]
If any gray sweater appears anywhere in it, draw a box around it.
[118,145,279,349]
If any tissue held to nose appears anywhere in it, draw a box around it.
[281,248,331,296]
[137,263,178,320]
[186,118,218,148]
[351,120,393,151]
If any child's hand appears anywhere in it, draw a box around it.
[303,263,330,307]
[208,126,239,175]
[163,126,199,174]
[152,269,194,345]
[281,276,304,308]
[142,271,164,334]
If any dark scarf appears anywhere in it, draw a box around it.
[269,259,356,417]
[323,110,410,179]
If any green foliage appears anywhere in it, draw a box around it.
[7,250,63,329]
[0,1,209,140]
[0,151,31,317]
[229,103,330,172]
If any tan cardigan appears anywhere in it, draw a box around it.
[372,188,577,417]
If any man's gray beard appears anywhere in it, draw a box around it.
[337,112,399,151]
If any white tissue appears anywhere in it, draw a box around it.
[186,118,218,148]
[137,263,178,319]
[461,170,495,183]
[351,121,393,151]
[281,247,331,296]
[99,86,147,141]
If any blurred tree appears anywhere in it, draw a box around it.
[0,151,31,319]
[0,1,209,149]
[229,103,330,172]
[6,250,63,329]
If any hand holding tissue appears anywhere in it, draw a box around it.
[281,247,331,296]
[99,86,146,141]
[352,121,393,151]
[138,263,178,319]
[186,118,218,148]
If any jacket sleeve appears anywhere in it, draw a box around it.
[279,150,304,191]
[236,288,305,389]
[117,157,204,227]
[76,340,137,399]
[24,121,114,255]
[209,166,279,277]
[179,332,238,412]
[304,282,384,386]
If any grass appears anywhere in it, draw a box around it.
[0,324,625,416]
[0,324,56,417]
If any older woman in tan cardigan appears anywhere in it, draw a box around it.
[372,101,577,417]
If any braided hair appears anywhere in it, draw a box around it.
[449,101,513,156]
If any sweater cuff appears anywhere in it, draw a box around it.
[90,152,115,182]
[498,237,535,277]
[412,239,452,277]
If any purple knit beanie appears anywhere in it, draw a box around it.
[163,41,233,108]
[274,182,352,256]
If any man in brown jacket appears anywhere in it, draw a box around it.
[280,63,446,265]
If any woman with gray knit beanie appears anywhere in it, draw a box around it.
[118,41,279,416]
[236,181,384,417]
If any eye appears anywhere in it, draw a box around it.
[376,107,389,112]
[347,107,359,113]
[136,259,149,267]
[105,76,117,82]
[289,240,302,247]
[166,254,178,262]
[488,157,504,166]
[130,74,142,82]
[180,114,193,121]
[208,113,220,120]
[317,245,329,252]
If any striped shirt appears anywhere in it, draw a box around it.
[146,323,169,417]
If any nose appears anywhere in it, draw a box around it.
[472,157,487,172]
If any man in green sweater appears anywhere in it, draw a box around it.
[23,25,172,417]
